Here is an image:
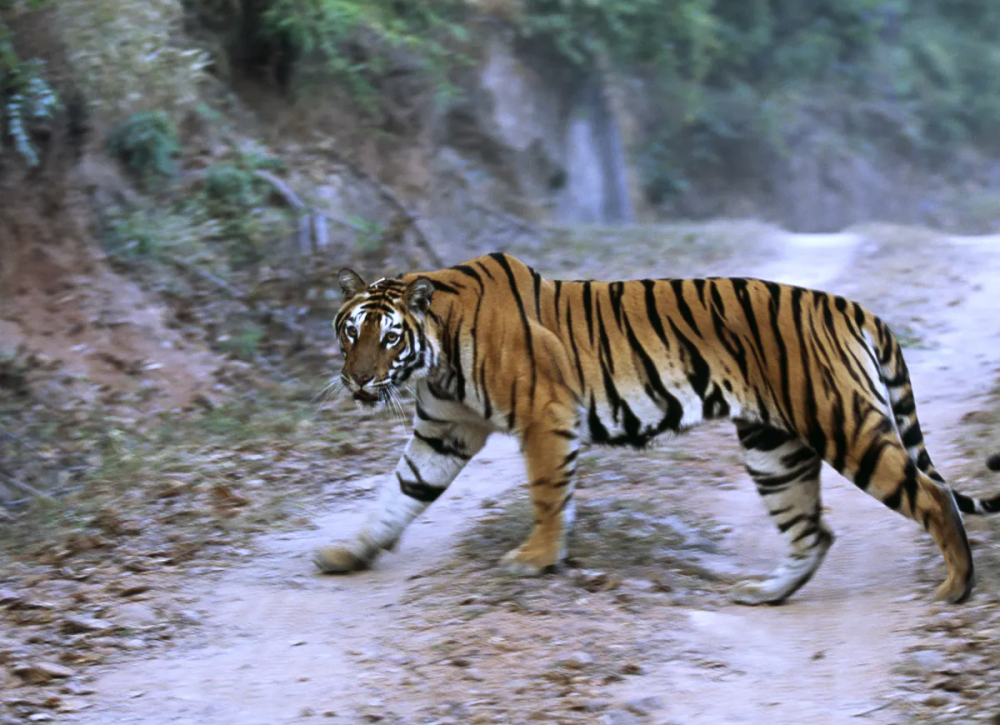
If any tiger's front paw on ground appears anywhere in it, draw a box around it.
[500,546,560,577]
[313,546,369,575]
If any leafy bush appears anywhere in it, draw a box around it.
[0,17,59,166]
[516,0,1000,202]
[107,111,180,187]
[57,0,208,125]
[186,0,470,118]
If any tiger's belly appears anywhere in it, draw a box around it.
[579,380,740,448]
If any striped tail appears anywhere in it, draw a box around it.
[953,457,1000,514]
[870,316,1000,515]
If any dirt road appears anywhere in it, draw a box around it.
[70,229,1000,725]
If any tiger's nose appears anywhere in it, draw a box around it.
[352,373,373,387]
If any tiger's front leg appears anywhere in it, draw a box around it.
[314,417,490,574]
[501,421,581,576]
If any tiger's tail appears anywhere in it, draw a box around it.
[871,316,1000,515]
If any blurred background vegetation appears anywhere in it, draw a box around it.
[4,0,1000,223]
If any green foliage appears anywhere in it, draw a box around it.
[0,18,59,166]
[187,0,470,119]
[217,322,265,360]
[101,202,220,261]
[107,111,180,187]
[518,0,1000,201]
[520,0,719,83]
[101,142,291,271]
[350,215,384,253]
[57,0,208,124]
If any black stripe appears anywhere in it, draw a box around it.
[609,281,625,330]
[396,471,445,503]
[587,394,610,444]
[415,404,446,423]
[892,392,916,417]
[490,253,537,405]
[560,449,579,469]
[582,282,596,346]
[453,264,484,290]
[730,278,766,361]
[565,303,587,386]
[669,279,701,335]
[692,278,707,307]
[479,359,492,420]
[622,307,679,412]
[553,280,563,331]
[429,279,461,295]
[853,441,887,492]
[667,318,710,397]
[507,377,518,431]
[901,424,923,449]
[737,424,792,452]
[778,514,808,534]
[747,460,818,489]
[413,430,471,460]
[765,283,796,427]
[476,260,495,280]
[531,268,543,320]
[595,294,616,376]
[641,280,671,352]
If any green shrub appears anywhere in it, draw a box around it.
[516,0,1000,202]
[0,18,59,166]
[107,111,180,187]
[186,0,470,118]
[57,0,208,124]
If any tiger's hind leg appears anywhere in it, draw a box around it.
[731,422,834,605]
[841,421,973,603]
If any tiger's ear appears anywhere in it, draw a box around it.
[338,268,367,299]
[404,277,435,314]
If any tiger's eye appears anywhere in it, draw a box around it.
[384,331,400,346]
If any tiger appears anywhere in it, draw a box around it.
[313,252,1000,605]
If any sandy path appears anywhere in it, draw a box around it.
[70,232,1000,725]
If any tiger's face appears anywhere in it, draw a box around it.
[333,268,437,411]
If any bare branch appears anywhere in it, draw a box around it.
[0,470,55,502]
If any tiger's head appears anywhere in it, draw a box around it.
[333,268,438,411]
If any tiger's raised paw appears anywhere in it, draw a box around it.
[313,546,370,575]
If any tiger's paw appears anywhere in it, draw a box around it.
[729,578,792,606]
[500,547,560,577]
[313,546,371,575]
[934,573,973,604]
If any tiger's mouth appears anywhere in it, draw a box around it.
[353,389,380,407]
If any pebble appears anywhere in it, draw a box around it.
[177,609,203,625]
[625,696,666,716]
[902,648,946,676]
[938,674,973,693]
[14,661,75,684]
[602,711,640,725]
[561,651,594,669]
[112,602,159,628]
[62,615,113,634]
[922,693,952,707]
